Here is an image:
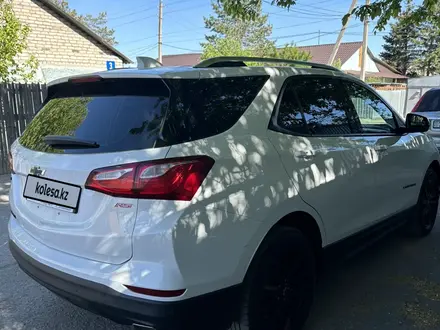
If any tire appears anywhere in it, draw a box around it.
[231,227,316,330]
[405,167,439,237]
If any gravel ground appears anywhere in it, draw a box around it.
[2,174,440,330]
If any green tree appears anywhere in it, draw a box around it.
[51,0,116,45]
[379,0,417,75]
[202,2,311,63]
[203,1,274,57]
[202,37,255,59]
[218,0,440,32]
[412,18,440,76]
[0,0,38,83]
[332,58,342,69]
[272,43,312,62]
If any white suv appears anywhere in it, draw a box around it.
[8,57,440,330]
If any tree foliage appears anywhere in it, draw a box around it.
[202,2,311,63]
[273,43,312,62]
[202,37,255,59]
[332,58,342,69]
[204,1,273,55]
[51,0,116,45]
[412,18,440,76]
[218,0,440,32]
[379,0,417,75]
[0,0,38,83]
[19,97,89,153]
[378,0,440,76]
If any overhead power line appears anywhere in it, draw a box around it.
[162,43,201,52]
[108,5,157,21]
[266,10,341,18]
[109,0,198,21]
[120,27,206,46]
[274,17,341,31]
[271,23,363,46]
[263,0,341,17]
[296,3,345,14]
[270,23,363,41]
[163,3,211,16]
[112,13,157,28]
[126,44,157,56]
[112,2,208,29]
[164,0,199,7]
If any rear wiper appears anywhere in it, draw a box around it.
[43,136,100,149]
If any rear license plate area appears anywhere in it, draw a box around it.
[23,175,82,213]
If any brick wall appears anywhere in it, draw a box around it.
[12,0,124,70]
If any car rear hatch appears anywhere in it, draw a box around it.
[10,77,172,264]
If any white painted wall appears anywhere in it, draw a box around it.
[341,49,379,72]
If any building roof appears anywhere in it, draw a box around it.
[345,50,407,79]
[161,41,406,79]
[162,42,363,67]
[296,41,363,66]
[39,0,132,64]
[162,53,202,66]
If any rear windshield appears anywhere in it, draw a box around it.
[416,90,440,112]
[19,76,268,154]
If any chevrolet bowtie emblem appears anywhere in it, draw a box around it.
[29,166,46,177]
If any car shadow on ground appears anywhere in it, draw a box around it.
[305,220,440,330]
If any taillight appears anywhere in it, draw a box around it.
[85,156,214,201]
[411,94,425,112]
[8,151,14,173]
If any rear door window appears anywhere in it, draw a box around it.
[417,90,440,112]
[163,75,268,144]
[271,81,309,135]
[19,79,170,154]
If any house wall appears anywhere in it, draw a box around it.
[12,0,124,81]
[341,49,379,72]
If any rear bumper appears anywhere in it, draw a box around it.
[9,239,240,329]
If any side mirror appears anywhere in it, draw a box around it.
[405,113,430,133]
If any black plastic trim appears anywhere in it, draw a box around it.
[323,205,416,262]
[9,240,241,330]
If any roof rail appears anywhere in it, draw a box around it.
[194,56,340,72]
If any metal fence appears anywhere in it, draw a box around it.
[0,83,47,174]
[376,89,407,119]
[352,97,382,120]
[406,75,440,115]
